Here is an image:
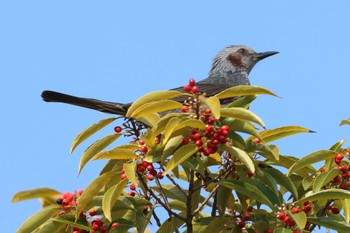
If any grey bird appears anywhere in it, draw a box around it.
[41,45,278,115]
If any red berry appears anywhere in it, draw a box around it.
[221,130,229,136]
[265,229,274,233]
[206,125,214,132]
[157,172,164,179]
[242,213,250,221]
[114,126,122,133]
[195,139,203,147]
[288,220,296,227]
[89,209,96,216]
[283,216,291,224]
[139,140,145,145]
[181,106,189,112]
[331,207,340,214]
[237,221,246,228]
[209,117,216,123]
[204,109,212,115]
[247,206,254,212]
[147,164,154,172]
[130,184,136,190]
[193,133,202,141]
[146,174,154,181]
[154,137,160,144]
[128,191,135,196]
[335,158,342,165]
[320,167,326,172]
[291,207,300,214]
[293,230,301,233]
[189,78,196,87]
[254,138,261,143]
[247,171,254,178]
[303,205,312,213]
[339,183,347,189]
[111,222,119,228]
[341,165,347,173]
[144,205,149,212]
[278,212,286,220]
[336,154,344,160]
[121,173,127,180]
[92,222,100,230]
[221,125,229,131]
[101,226,107,233]
[140,146,148,153]
[191,86,199,93]
[184,85,192,92]
[182,138,189,145]
[137,165,145,173]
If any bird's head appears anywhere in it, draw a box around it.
[209,45,278,75]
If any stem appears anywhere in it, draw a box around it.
[186,169,195,233]
[193,184,220,216]
[308,199,333,232]
[137,172,186,222]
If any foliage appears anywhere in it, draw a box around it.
[12,82,350,233]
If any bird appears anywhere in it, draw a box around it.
[41,45,278,115]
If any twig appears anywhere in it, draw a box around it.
[308,199,333,232]
[186,169,195,233]
[193,184,220,216]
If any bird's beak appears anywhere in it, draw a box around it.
[255,51,279,60]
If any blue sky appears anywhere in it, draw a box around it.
[1,1,350,232]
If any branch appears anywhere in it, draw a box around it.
[186,169,195,233]
[193,184,220,216]
[308,199,333,232]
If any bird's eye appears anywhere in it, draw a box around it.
[238,48,247,54]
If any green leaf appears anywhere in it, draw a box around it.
[173,118,206,132]
[215,85,279,99]
[93,148,138,160]
[12,187,61,203]
[288,211,307,229]
[126,90,184,117]
[157,216,184,233]
[201,217,231,233]
[70,117,117,153]
[313,168,341,192]
[75,169,116,219]
[342,199,350,223]
[220,180,276,210]
[131,100,183,119]
[258,126,313,143]
[221,144,255,173]
[35,220,66,233]
[163,135,184,160]
[102,179,129,221]
[264,168,298,199]
[227,95,257,108]
[308,216,350,232]
[273,228,292,233]
[79,133,121,173]
[52,214,90,231]
[301,189,350,202]
[340,118,350,126]
[244,178,282,207]
[221,107,265,127]
[16,205,61,233]
[123,162,138,185]
[330,138,346,152]
[162,117,181,145]
[151,184,187,202]
[163,144,198,175]
[225,119,259,138]
[217,186,232,216]
[198,96,221,119]
[287,150,334,176]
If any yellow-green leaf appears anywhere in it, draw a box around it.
[341,199,350,223]
[126,90,184,117]
[198,96,221,119]
[163,144,198,175]
[79,133,121,173]
[288,211,307,229]
[307,216,350,232]
[123,162,138,185]
[130,100,183,119]
[287,150,335,176]
[221,107,265,127]
[340,118,350,126]
[136,113,161,128]
[301,189,350,202]
[162,117,181,145]
[173,118,206,132]
[70,117,117,153]
[257,126,313,143]
[215,85,279,99]
[201,217,231,233]
[102,179,129,221]
[12,187,61,203]
[52,214,91,231]
[16,205,61,233]
[93,148,138,160]
[75,170,116,219]
[221,144,255,173]
[313,168,341,193]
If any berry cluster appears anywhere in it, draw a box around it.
[182,117,230,156]
[320,153,350,190]
[183,78,199,93]
[56,190,83,211]
[121,161,164,185]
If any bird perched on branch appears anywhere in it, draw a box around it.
[41,45,278,115]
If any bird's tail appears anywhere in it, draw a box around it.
[41,91,129,115]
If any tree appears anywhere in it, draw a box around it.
[12,79,350,233]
